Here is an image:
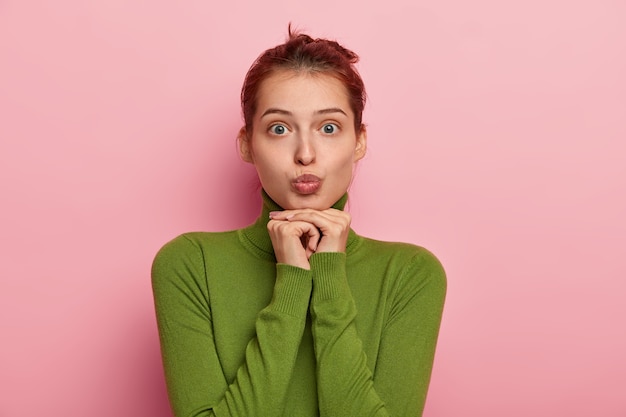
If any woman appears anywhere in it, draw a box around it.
[152,28,446,417]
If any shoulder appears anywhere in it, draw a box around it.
[356,235,444,269]
[153,231,238,261]
[151,231,238,284]
[356,235,447,292]
[152,233,204,266]
[151,233,203,286]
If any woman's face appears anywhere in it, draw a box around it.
[239,70,366,210]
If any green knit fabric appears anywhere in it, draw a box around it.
[152,191,446,417]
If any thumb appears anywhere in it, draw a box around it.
[305,228,320,257]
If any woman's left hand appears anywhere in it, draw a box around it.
[269,209,351,256]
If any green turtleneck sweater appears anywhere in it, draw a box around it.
[152,192,446,417]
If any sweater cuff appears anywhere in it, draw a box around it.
[309,252,349,302]
[270,264,313,316]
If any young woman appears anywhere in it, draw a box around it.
[152,28,446,417]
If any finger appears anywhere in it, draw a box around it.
[279,209,350,229]
[270,208,346,222]
[269,210,350,254]
[267,219,320,269]
[306,228,320,252]
[268,219,320,242]
[288,212,350,239]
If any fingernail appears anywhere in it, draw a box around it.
[269,211,280,219]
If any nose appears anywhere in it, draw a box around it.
[295,135,315,165]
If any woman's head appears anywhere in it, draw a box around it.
[240,26,366,135]
[238,27,367,210]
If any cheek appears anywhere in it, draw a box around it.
[252,153,281,181]
[335,148,357,171]
[332,156,356,185]
[248,141,271,167]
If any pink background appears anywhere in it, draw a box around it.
[1,0,625,416]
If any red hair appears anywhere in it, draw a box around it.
[241,26,366,133]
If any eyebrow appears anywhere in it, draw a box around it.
[260,107,348,118]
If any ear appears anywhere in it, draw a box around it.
[238,127,254,163]
[354,126,367,162]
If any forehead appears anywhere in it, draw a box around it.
[255,70,351,115]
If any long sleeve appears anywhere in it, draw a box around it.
[309,249,446,417]
[151,234,312,417]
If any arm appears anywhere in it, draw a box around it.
[309,249,446,417]
[151,234,312,417]
[309,252,386,416]
[267,208,447,415]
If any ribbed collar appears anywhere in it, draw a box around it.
[238,189,359,261]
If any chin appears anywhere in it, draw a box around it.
[289,195,337,211]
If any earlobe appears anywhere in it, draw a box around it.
[354,127,367,161]
[238,127,254,163]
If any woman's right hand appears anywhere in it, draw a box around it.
[267,217,321,270]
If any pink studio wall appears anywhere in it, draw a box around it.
[1,0,624,416]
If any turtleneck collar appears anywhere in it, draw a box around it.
[238,189,358,260]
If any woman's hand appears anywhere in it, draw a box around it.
[268,209,351,268]
[267,217,320,269]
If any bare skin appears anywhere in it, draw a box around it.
[238,71,366,269]
[268,208,352,270]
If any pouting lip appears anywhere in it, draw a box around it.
[292,174,322,195]
[294,174,321,183]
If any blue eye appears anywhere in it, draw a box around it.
[270,124,287,135]
[322,123,338,134]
